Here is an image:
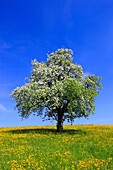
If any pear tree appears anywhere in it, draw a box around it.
[11,48,102,132]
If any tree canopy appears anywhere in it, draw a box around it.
[11,48,102,132]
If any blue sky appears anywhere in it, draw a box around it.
[0,0,113,127]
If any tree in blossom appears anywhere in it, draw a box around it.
[11,48,102,132]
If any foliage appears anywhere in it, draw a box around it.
[0,125,113,169]
[11,48,102,131]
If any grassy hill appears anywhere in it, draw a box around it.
[0,125,113,170]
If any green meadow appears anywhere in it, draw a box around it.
[0,125,113,170]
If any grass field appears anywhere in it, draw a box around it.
[0,125,113,170]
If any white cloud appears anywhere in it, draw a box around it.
[83,72,90,78]
[0,42,12,50]
[0,104,8,112]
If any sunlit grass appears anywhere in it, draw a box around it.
[0,125,113,169]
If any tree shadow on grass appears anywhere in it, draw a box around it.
[6,128,87,135]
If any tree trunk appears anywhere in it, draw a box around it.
[56,109,63,132]
[57,123,63,132]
